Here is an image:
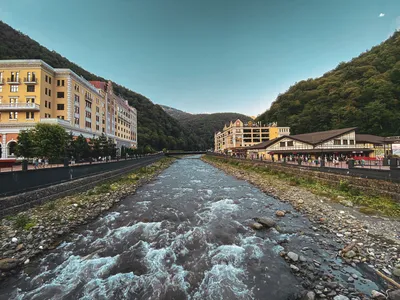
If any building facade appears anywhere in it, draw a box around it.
[214,119,290,154]
[247,128,392,161]
[0,60,137,159]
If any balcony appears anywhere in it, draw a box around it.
[85,95,93,102]
[7,78,21,84]
[24,77,38,84]
[0,103,40,111]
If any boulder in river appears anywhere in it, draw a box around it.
[254,217,276,228]
[0,258,20,271]
[371,290,387,300]
[275,210,285,217]
[302,291,315,300]
[388,290,400,300]
[344,250,356,258]
[333,296,349,300]
[287,252,299,262]
[250,222,263,230]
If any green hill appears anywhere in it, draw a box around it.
[0,21,200,151]
[257,31,400,136]
[161,106,252,149]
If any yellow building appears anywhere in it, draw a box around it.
[0,60,137,159]
[214,119,290,154]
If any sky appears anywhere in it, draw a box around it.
[1,0,400,116]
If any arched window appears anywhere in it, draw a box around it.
[8,141,17,157]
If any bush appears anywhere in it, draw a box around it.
[13,214,34,230]
[339,180,350,192]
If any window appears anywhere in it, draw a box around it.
[57,115,65,120]
[333,139,341,145]
[96,125,100,131]
[26,98,35,104]
[9,112,18,120]
[343,140,348,145]
[57,104,65,110]
[96,107,100,113]
[45,88,48,95]
[45,100,48,108]
[85,101,92,108]
[74,106,80,114]
[49,77,52,84]
[57,92,65,98]
[10,85,18,92]
[280,142,286,147]
[287,141,294,147]
[48,102,51,109]
[45,75,48,83]
[27,85,35,92]
[349,140,354,145]
[26,112,34,119]
[74,118,79,125]
[49,89,51,97]
[85,121,91,128]
[74,94,80,103]
[62,80,65,86]
[57,80,60,86]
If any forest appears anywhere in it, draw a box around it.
[257,31,400,136]
[161,106,252,149]
[0,21,201,151]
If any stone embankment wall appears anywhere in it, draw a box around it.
[210,155,400,202]
[0,156,162,218]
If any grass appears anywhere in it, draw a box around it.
[204,156,400,218]
[7,214,36,230]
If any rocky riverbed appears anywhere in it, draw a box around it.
[0,158,174,281]
[203,156,400,299]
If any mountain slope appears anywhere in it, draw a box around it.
[161,106,252,149]
[160,105,192,120]
[257,31,400,136]
[0,21,199,150]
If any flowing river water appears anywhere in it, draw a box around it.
[0,156,384,300]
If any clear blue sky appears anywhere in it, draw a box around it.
[1,0,400,116]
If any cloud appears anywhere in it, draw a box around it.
[379,13,385,17]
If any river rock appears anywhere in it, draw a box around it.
[290,264,299,272]
[287,252,299,262]
[333,296,349,300]
[393,265,400,277]
[16,244,24,251]
[250,222,263,230]
[388,290,400,300]
[276,210,285,217]
[0,258,19,271]
[254,217,276,228]
[11,237,18,243]
[345,250,356,258]
[371,290,386,300]
[303,291,315,300]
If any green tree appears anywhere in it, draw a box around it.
[72,135,90,161]
[32,124,68,162]
[15,129,35,158]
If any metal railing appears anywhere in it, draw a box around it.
[23,77,38,84]
[0,103,40,110]
[7,78,21,84]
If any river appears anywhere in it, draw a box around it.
[0,156,383,299]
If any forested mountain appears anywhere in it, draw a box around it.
[257,31,400,136]
[0,21,200,151]
[160,105,192,120]
[161,106,252,149]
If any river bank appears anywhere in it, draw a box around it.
[0,157,175,280]
[203,155,400,297]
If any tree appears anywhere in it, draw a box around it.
[32,124,68,162]
[72,135,90,161]
[15,129,35,158]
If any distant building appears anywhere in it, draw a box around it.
[247,127,393,160]
[214,119,290,154]
[0,60,137,159]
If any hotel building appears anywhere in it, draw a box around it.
[214,119,290,154]
[0,60,137,159]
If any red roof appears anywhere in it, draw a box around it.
[89,81,106,91]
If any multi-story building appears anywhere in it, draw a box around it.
[214,119,290,154]
[0,60,137,159]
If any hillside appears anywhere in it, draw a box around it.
[257,31,400,136]
[161,106,252,149]
[0,21,200,151]
[160,105,192,120]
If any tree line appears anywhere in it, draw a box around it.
[15,124,150,163]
